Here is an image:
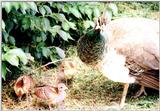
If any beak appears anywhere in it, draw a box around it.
[65,86,68,90]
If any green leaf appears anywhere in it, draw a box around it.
[36,42,45,52]
[41,32,47,41]
[42,47,51,58]
[2,20,5,30]
[36,37,42,42]
[6,20,14,33]
[49,25,61,37]
[43,5,52,14]
[67,33,74,41]
[68,22,76,30]
[57,13,66,22]
[108,3,118,15]
[62,5,70,13]
[22,17,31,30]
[11,49,28,65]
[94,7,100,17]
[5,48,28,65]
[2,45,10,52]
[62,21,70,31]
[83,21,95,30]
[42,18,50,31]
[58,30,68,41]
[78,6,85,15]
[33,17,42,30]
[12,2,20,10]
[8,36,16,45]
[55,3,64,11]
[27,2,38,12]
[19,2,29,14]
[20,2,28,10]
[50,36,54,43]
[26,53,34,62]
[2,53,5,61]
[55,47,65,59]
[36,52,42,59]
[39,6,46,16]
[85,8,92,20]
[4,54,19,67]
[3,2,12,13]
[83,21,90,30]
[70,7,82,18]
[20,9,26,14]
[2,31,9,43]
[2,62,7,81]
[58,30,74,41]
[48,2,53,6]
[50,54,58,62]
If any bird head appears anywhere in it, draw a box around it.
[77,16,108,65]
[57,83,68,92]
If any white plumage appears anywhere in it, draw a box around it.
[100,49,135,83]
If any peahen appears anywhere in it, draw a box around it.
[77,16,159,107]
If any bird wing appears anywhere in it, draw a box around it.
[22,75,34,92]
[44,86,58,99]
[135,70,159,90]
[14,76,25,96]
[106,17,159,70]
[35,86,58,100]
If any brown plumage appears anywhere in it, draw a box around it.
[77,17,159,107]
[34,83,68,110]
[56,60,78,84]
[14,75,35,101]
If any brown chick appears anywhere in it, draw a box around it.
[34,83,68,110]
[56,60,77,84]
[14,75,35,101]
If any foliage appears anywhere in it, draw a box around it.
[2,2,118,80]
[2,1,158,81]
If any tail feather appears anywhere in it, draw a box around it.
[135,70,159,90]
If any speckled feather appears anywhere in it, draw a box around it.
[77,24,106,65]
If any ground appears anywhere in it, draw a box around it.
[2,2,160,111]
[2,47,159,110]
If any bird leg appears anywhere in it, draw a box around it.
[133,85,147,98]
[120,83,129,108]
[48,103,52,111]
[26,93,29,103]
[57,101,65,111]
[18,96,22,102]
[26,93,33,110]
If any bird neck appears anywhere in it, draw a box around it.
[58,90,66,96]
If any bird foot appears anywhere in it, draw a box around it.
[57,101,65,111]
[132,86,147,99]
[48,103,53,111]
[120,102,127,109]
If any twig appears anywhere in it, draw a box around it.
[30,57,73,73]
[31,59,64,73]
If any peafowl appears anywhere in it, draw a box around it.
[34,83,68,110]
[77,16,159,108]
